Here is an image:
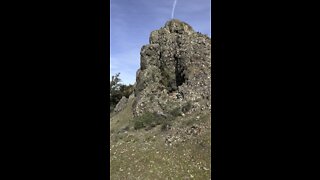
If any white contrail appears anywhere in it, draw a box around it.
[171,0,178,19]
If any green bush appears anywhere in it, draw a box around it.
[110,73,134,112]
[182,101,192,113]
[133,112,173,130]
[169,107,182,117]
[160,70,170,87]
[134,120,145,130]
[160,68,178,92]
[133,112,161,130]
[161,121,171,132]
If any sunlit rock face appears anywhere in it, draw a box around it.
[133,19,211,117]
[114,96,128,113]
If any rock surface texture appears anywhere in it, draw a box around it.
[133,19,211,117]
[114,96,128,113]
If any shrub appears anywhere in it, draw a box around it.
[134,120,145,130]
[160,68,178,92]
[133,111,175,130]
[160,70,170,88]
[110,73,134,112]
[170,107,182,117]
[161,121,171,132]
[182,101,192,113]
[119,84,134,98]
[133,112,160,130]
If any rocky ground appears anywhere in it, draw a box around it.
[110,98,211,180]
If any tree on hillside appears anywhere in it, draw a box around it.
[110,73,122,111]
[110,73,121,94]
[119,84,134,98]
[110,73,134,112]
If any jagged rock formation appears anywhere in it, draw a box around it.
[132,19,211,117]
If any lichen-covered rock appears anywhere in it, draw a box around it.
[133,19,211,117]
[114,96,128,113]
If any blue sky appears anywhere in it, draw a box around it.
[110,0,211,85]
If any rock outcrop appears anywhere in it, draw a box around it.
[132,19,211,117]
[114,96,128,113]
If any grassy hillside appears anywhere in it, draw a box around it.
[110,98,211,179]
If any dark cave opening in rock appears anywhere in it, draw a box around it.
[159,56,186,93]
[175,58,186,89]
